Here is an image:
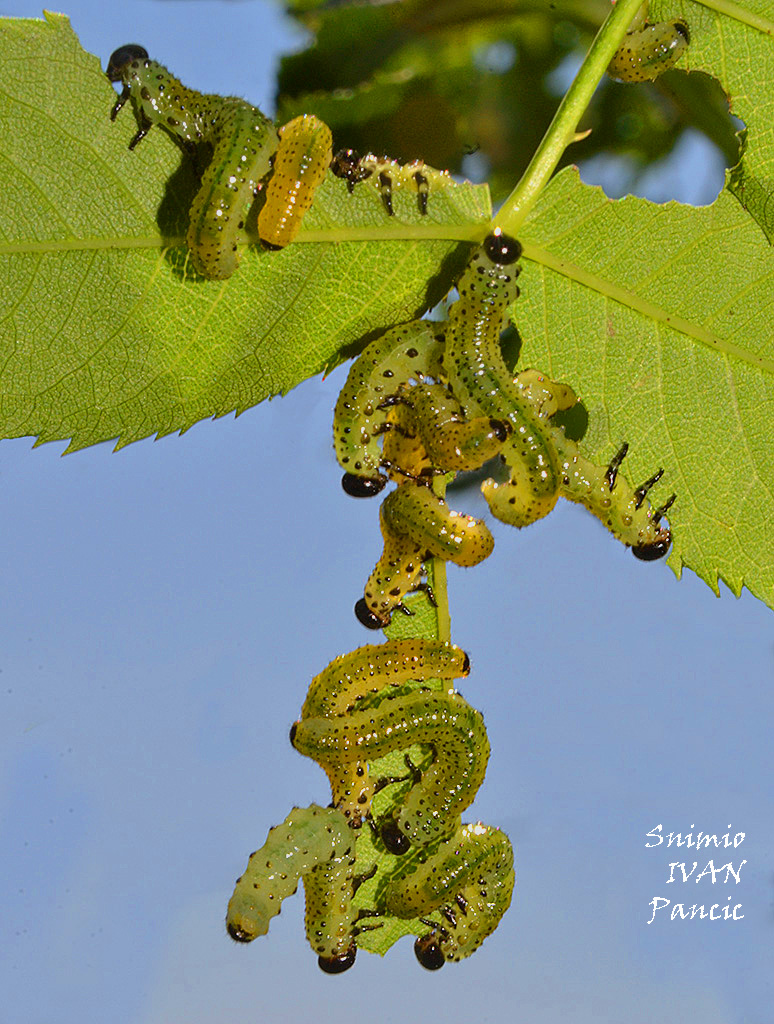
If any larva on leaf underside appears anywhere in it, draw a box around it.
[106,45,332,278]
[607,2,689,83]
[334,232,675,565]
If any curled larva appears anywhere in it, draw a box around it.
[383,822,515,968]
[442,231,566,528]
[330,149,454,217]
[607,3,689,83]
[357,482,494,629]
[226,804,357,973]
[333,320,444,496]
[298,639,471,824]
[258,114,333,250]
[513,370,675,559]
[107,47,332,277]
[291,690,490,850]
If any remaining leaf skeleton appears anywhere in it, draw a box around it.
[607,2,689,83]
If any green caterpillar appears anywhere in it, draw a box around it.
[383,822,515,969]
[106,46,332,277]
[226,804,358,973]
[356,482,495,629]
[607,3,690,83]
[298,639,471,825]
[333,320,445,496]
[291,686,489,851]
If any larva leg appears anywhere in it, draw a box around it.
[607,3,689,82]
[291,691,489,849]
[258,114,333,250]
[226,804,357,972]
[107,45,279,279]
[333,320,443,496]
[513,370,675,558]
[330,150,454,217]
[443,232,563,528]
[299,640,471,825]
[383,823,515,968]
[358,483,494,629]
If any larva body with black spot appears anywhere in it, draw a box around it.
[383,822,515,968]
[258,114,333,250]
[333,320,444,495]
[298,640,471,824]
[513,370,675,559]
[226,804,358,973]
[608,3,689,83]
[358,482,494,629]
[291,690,489,849]
[442,233,564,528]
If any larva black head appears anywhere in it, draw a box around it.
[414,933,445,971]
[631,528,671,561]
[674,20,690,44]
[226,921,256,943]
[318,946,357,974]
[342,472,387,498]
[380,820,410,855]
[489,418,511,443]
[106,44,149,82]
[289,721,298,745]
[330,149,371,191]
[355,598,388,630]
[483,230,522,266]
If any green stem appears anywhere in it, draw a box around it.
[494,0,644,237]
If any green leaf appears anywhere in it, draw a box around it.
[655,0,774,241]
[517,167,774,606]
[0,13,490,451]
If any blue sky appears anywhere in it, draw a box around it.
[2,3,772,1023]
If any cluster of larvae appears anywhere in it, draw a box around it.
[226,640,514,972]
[106,4,687,278]
[106,0,687,974]
[334,230,675,630]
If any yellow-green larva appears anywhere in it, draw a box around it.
[357,482,494,629]
[330,149,454,217]
[383,822,515,968]
[333,320,444,496]
[291,689,490,851]
[107,46,332,277]
[513,370,675,559]
[441,232,565,529]
[298,639,471,824]
[226,804,358,973]
[383,383,511,477]
[258,114,333,250]
[607,3,689,83]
